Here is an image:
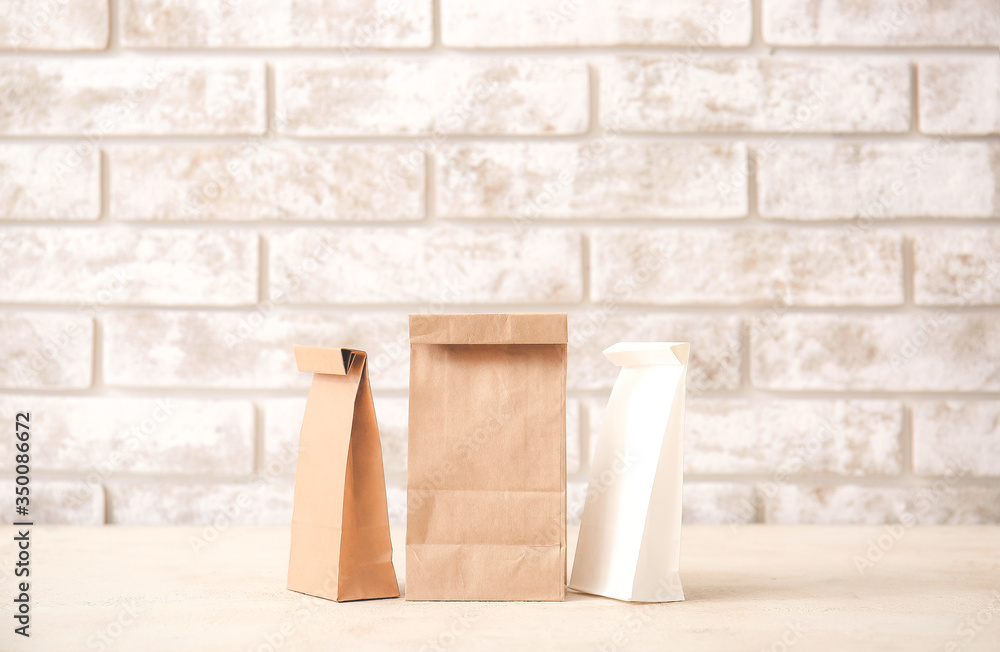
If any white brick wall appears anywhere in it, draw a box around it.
[1,0,998,526]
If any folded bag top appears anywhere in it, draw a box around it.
[603,342,690,367]
[294,344,356,375]
[409,312,568,345]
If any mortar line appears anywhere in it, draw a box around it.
[2,47,998,59]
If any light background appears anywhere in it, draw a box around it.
[1,0,999,527]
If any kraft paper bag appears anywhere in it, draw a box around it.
[287,345,399,602]
[569,342,689,603]
[406,313,567,601]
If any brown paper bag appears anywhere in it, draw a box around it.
[406,313,567,601]
[286,345,399,602]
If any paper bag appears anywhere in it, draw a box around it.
[569,342,689,603]
[406,313,567,601]
[287,345,399,602]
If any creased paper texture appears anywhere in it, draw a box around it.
[287,345,399,602]
[570,342,689,603]
[406,313,567,601]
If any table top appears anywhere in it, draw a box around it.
[1,525,998,651]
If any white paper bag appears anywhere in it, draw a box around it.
[569,342,689,603]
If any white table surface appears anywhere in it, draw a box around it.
[1,525,998,651]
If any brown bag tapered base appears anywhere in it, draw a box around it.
[287,345,399,602]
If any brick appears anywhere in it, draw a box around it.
[914,229,1000,306]
[0,480,103,525]
[437,143,747,219]
[766,485,1000,525]
[686,400,902,475]
[683,483,760,525]
[0,313,92,389]
[109,145,424,221]
[920,58,1000,135]
[757,142,999,220]
[763,0,1000,46]
[0,0,109,50]
[0,228,258,306]
[108,480,293,526]
[103,311,410,390]
[264,395,409,476]
[590,228,903,306]
[441,0,752,47]
[121,0,432,49]
[0,146,99,219]
[913,402,1000,478]
[0,397,254,475]
[602,56,909,133]
[568,313,742,392]
[0,60,265,135]
[268,228,583,304]
[751,314,1000,391]
[276,58,588,136]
